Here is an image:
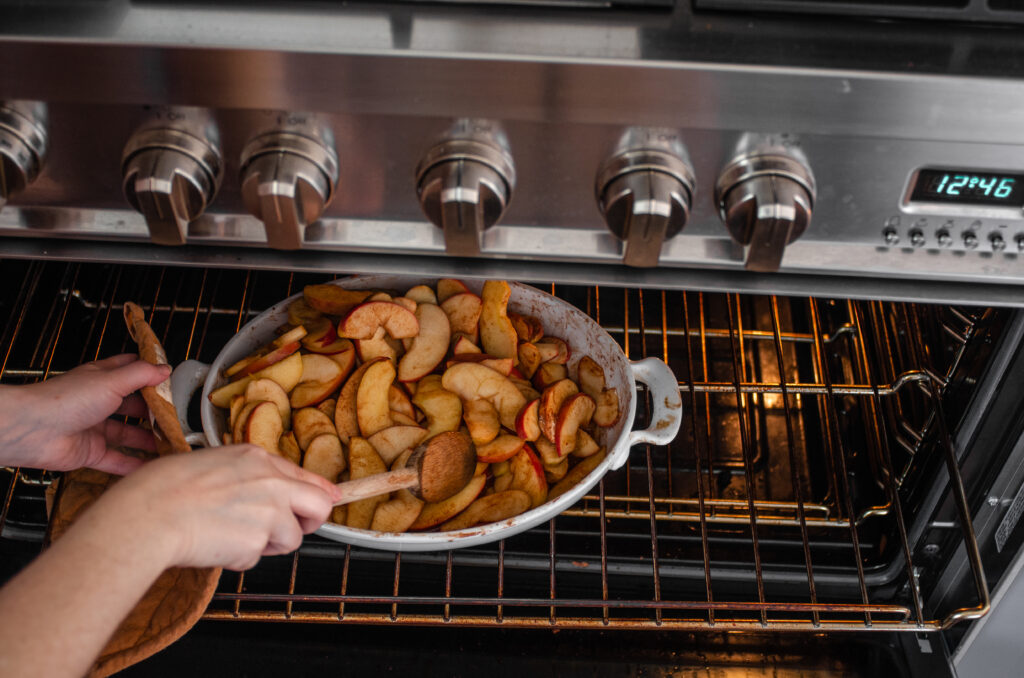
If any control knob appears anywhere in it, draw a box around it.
[0,101,48,211]
[596,148,695,268]
[416,137,515,257]
[715,151,815,273]
[122,119,222,246]
[240,125,339,250]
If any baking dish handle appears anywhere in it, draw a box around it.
[622,357,682,460]
[169,359,211,448]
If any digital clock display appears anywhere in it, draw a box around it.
[909,168,1024,207]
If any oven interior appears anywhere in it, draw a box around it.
[0,260,1004,641]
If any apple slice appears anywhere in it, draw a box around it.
[592,390,621,428]
[577,355,606,395]
[388,384,416,421]
[550,449,606,500]
[440,293,483,344]
[439,490,531,531]
[554,393,596,457]
[510,378,541,402]
[517,342,542,379]
[445,354,514,376]
[390,411,419,427]
[398,303,451,382]
[212,376,253,410]
[442,361,527,431]
[279,431,302,466]
[514,399,541,442]
[338,301,419,340]
[230,340,302,381]
[355,333,398,363]
[334,358,383,444]
[346,437,388,530]
[475,461,489,476]
[463,399,500,446]
[509,312,543,344]
[533,436,560,467]
[245,378,291,429]
[539,379,579,442]
[356,358,396,436]
[288,298,324,327]
[392,297,418,314]
[253,350,304,393]
[494,473,514,493]
[232,401,261,444]
[410,474,487,530]
[301,317,337,350]
[412,386,463,440]
[405,284,438,305]
[536,336,570,364]
[437,278,470,303]
[368,291,393,302]
[544,457,569,483]
[229,394,246,431]
[302,433,346,482]
[292,407,338,450]
[577,355,621,427]
[475,434,526,463]
[371,489,424,533]
[532,362,568,390]
[368,425,427,465]
[479,280,517,359]
[451,334,481,356]
[307,337,354,356]
[572,429,601,458]
[243,401,284,456]
[303,284,372,316]
[290,353,345,408]
[316,397,337,420]
[509,445,548,509]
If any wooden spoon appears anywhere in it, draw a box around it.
[332,431,476,507]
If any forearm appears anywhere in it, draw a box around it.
[0,493,174,678]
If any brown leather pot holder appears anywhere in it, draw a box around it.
[47,302,220,676]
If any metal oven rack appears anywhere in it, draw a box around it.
[0,261,993,632]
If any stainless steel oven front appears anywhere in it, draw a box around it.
[2,2,1024,676]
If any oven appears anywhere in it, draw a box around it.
[2,2,1024,676]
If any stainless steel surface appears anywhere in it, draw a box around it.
[121,110,223,246]
[715,148,816,273]
[239,119,339,250]
[596,131,695,268]
[415,124,515,257]
[0,261,997,631]
[0,101,47,211]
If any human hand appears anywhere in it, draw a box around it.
[94,445,340,571]
[0,354,169,474]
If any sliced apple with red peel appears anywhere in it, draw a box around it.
[288,298,323,327]
[254,351,304,393]
[398,303,451,382]
[437,278,471,303]
[334,358,383,444]
[554,393,596,457]
[356,358,396,437]
[572,429,601,458]
[539,379,579,442]
[440,293,482,344]
[278,431,302,466]
[233,401,261,444]
[272,325,308,349]
[346,437,388,530]
[412,386,463,440]
[479,280,517,359]
[303,284,372,316]
[224,353,260,379]
[515,399,541,442]
[537,336,570,364]
[451,334,482,356]
[245,378,291,429]
[517,342,541,379]
[290,353,345,408]
[405,284,438,305]
[577,356,620,427]
[476,434,526,463]
[463,398,500,446]
[324,349,356,386]
[544,457,569,483]
[306,337,354,356]
[592,390,621,428]
[533,436,560,466]
[292,407,337,450]
[339,301,419,340]
[445,354,514,376]
[550,448,606,500]
[442,361,527,431]
[302,433,346,482]
[243,401,284,456]
[388,384,415,421]
[231,340,302,381]
[509,312,543,344]
[532,362,568,390]
[301,317,337,350]
[440,490,531,531]
[410,474,487,530]
[367,425,427,465]
[509,445,548,509]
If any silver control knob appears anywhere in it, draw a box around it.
[122,124,222,246]
[596,149,694,268]
[240,128,339,250]
[0,101,48,211]
[416,138,515,257]
[715,152,816,273]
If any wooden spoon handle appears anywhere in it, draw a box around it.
[333,467,418,507]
